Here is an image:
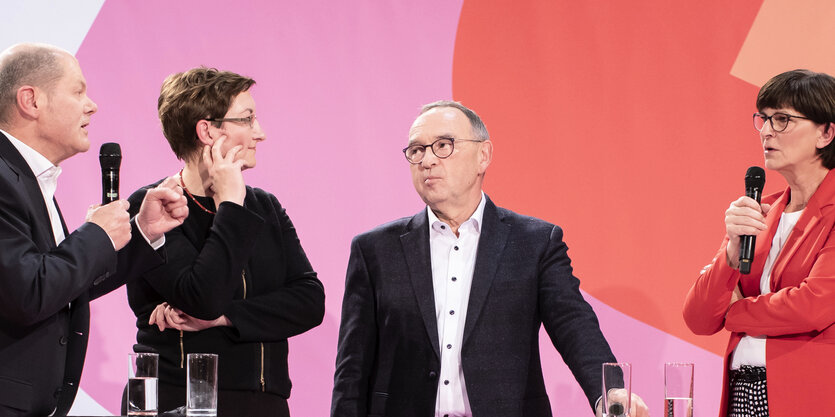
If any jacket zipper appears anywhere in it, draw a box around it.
[260,343,265,392]
[179,330,184,368]
[242,270,265,392]
[179,268,250,371]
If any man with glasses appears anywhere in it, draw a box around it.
[332,101,648,417]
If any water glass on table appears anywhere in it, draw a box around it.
[127,352,159,416]
[187,353,219,416]
[602,362,631,417]
[664,362,694,417]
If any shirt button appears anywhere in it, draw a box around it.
[441,225,446,229]
[449,310,455,315]
[58,336,68,345]
[446,344,452,349]
[454,246,459,250]
[451,276,457,282]
[444,380,450,385]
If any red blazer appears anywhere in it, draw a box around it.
[683,168,835,417]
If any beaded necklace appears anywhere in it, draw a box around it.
[178,168,215,214]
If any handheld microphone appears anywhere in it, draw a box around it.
[99,143,121,204]
[739,166,765,274]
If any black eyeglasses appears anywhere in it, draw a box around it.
[402,137,483,164]
[206,114,257,128]
[753,112,811,132]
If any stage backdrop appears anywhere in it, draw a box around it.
[6,0,835,415]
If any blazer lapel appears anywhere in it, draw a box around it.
[400,209,441,359]
[770,169,835,289]
[54,196,70,237]
[463,198,510,345]
[0,133,57,248]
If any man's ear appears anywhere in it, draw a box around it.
[195,119,214,146]
[15,86,39,120]
[478,140,493,174]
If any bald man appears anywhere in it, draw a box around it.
[0,43,188,417]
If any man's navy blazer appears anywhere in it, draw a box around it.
[0,132,161,417]
[332,197,616,417]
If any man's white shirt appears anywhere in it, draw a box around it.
[428,192,486,417]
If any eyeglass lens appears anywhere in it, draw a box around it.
[405,138,454,163]
[753,113,791,132]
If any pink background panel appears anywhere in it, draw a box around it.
[65,1,464,414]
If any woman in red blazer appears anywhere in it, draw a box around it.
[684,69,835,417]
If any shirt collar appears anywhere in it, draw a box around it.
[427,191,487,234]
[0,129,60,179]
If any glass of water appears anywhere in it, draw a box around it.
[602,362,631,417]
[187,353,218,416]
[665,362,694,417]
[127,352,158,416]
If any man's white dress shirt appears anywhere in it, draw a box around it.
[429,192,486,417]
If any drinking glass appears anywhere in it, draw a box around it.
[602,362,631,417]
[186,353,218,416]
[127,352,158,416]
[664,362,694,417]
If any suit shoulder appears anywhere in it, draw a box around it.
[248,186,273,202]
[247,186,282,209]
[353,215,415,243]
[495,205,558,232]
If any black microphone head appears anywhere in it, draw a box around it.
[608,402,625,416]
[99,142,122,170]
[744,166,765,189]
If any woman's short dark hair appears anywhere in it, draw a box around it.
[757,69,835,169]
[158,67,255,161]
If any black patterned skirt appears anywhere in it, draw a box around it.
[728,365,768,417]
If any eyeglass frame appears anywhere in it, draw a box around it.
[402,137,484,164]
[205,113,257,128]
[753,111,811,132]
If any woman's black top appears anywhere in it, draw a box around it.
[127,181,325,398]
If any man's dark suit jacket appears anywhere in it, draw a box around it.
[0,133,162,417]
[332,197,616,417]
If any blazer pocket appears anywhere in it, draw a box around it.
[0,375,32,413]
[368,391,389,416]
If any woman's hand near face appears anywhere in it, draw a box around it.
[724,196,771,268]
[204,135,246,207]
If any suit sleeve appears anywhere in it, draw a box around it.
[682,236,740,336]
[87,218,166,300]
[0,171,160,325]
[331,236,377,417]
[128,187,265,321]
[724,224,835,335]
[538,225,617,411]
[223,200,325,342]
[0,213,115,326]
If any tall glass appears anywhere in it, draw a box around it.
[187,353,218,416]
[664,362,694,417]
[127,352,158,416]
[602,362,631,417]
